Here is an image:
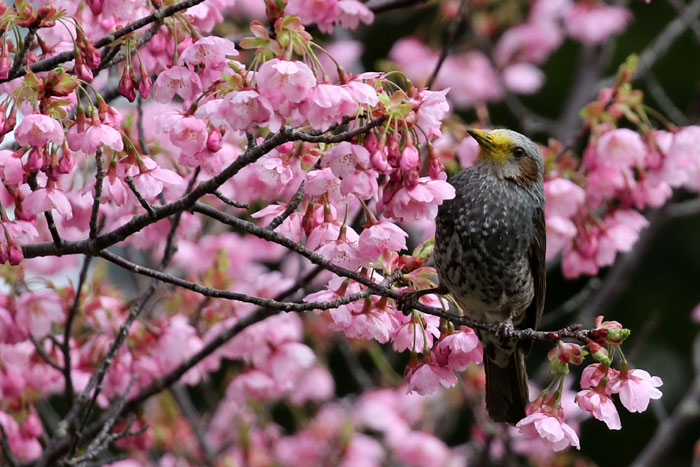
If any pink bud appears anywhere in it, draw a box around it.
[0,242,7,264]
[138,62,152,98]
[27,149,44,172]
[58,152,75,174]
[74,52,94,83]
[428,151,444,180]
[206,129,223,152]
[21,412,41,438]
[0,44,10,80]
[86,0,103,14]
[400,145,420,172]
[118,66,136,102]
[276,141,295,154]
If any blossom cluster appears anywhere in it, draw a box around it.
[389,0,631,108]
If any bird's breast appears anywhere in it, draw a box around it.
[434,168,541,324]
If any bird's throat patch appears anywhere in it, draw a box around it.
[480,132,513,166]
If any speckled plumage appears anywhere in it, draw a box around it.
[434,129,546,424]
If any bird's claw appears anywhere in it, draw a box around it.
[496,319,515,344]
[396,291,421,316]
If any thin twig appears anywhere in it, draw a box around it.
[124,176,156,217]
[99,249,372,312]
[426,0,469,89]
[27,173,63,248]
[30,336,63,372]
[213,190,249,209]
[89,149,105,239]
[267,182,305,231]
[63,255,94,404]
[9,26,38,77]
[171,385,216,466]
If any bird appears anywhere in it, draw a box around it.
[433,128,546,424]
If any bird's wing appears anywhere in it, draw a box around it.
[524,206,546,332]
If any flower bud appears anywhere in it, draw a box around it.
[206,129,223,153]
[118,65,137,102]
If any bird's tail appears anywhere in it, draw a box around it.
[484,346,529,424]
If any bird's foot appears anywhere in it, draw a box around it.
[496,318,515,344]
[396,290,424,316]
[396,285,447,316]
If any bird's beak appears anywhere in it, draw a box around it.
[467,129,495,150]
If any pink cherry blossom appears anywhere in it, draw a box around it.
[405,360,458,395]
[24,184,73,219]
[168,117,208,155]
[179,36,238,69]
[256,59,317,108]
[662,126,700,191]
[494,20,564,66]
[322,142,370,178]
[287,0,340,33]
[515,411,580,451]
[414,89,450,140]
[502,63,545,94]
[15,290,65,338]
[609,368,663,413]
[0,150,24,186]
[344,80,379,106]
[153,66,202,104]
[300,84,358,130]
[218,90,280,132]
[595,209,648,267]
[358,221,408,262]
[67,120,124,153]
[575,387,621,430]
[15,114,64,147]
[565,3,631,44]
[381,176,455,222]
[126,157,185,200]
[337,0,374,30]
[594,128,647,169]
[392,430,450,467]
[436,52,502,108]
[433,327,483,371]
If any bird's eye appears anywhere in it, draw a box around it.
[513,147,525,158]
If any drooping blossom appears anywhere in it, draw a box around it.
[256,59,317,108]
[15,114,64,147]
[15,290,65,338]
[153,66,203,103]
[575,387,621,430]
[609,368,663,413]
[515,411,581,452]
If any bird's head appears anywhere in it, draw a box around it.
[468,128,544,187]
